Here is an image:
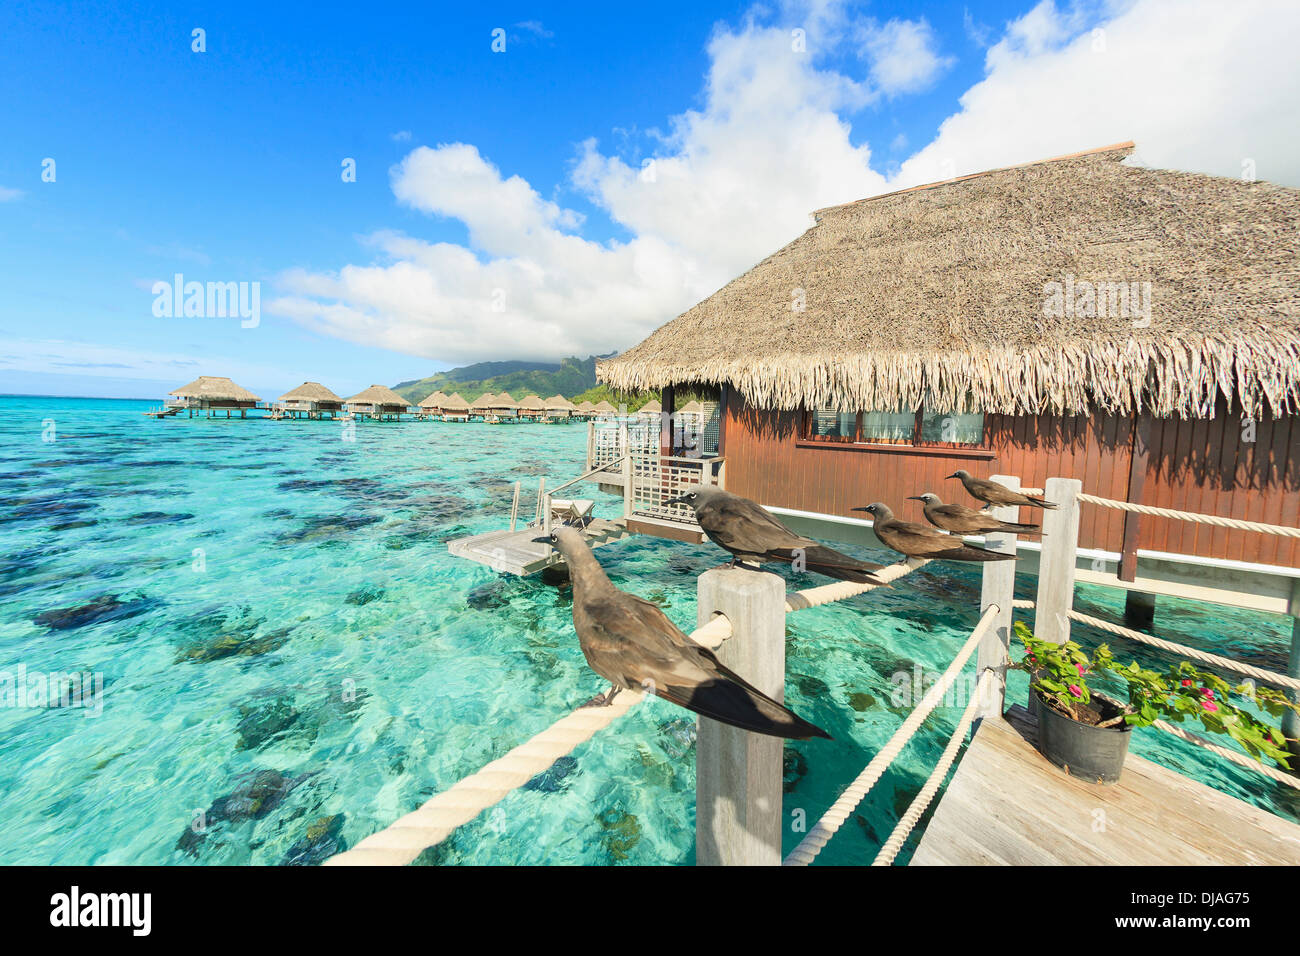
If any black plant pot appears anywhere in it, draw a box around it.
[1033,689,1132,784]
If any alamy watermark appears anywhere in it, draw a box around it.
[151,273,260,328]
[1042,273,1152,328]
[0,664,104,717]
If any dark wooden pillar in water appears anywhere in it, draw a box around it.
[1119,412,1152,583]
[1124,590,1156,630]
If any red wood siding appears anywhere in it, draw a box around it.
[722,393,1300,569]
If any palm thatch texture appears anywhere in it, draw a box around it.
[440,392,470,411]
[279,381,343,404]
[637,399,662,418]
[598,143,1300,420]
[592,400,618,416]
[345,384,410,418]
[468,392,498,411]
[418,390,450,410]
[544,394,578,417]
[170,376,262,405]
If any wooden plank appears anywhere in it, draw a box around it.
[911,706,1300,866]
[1119,412,1152,581]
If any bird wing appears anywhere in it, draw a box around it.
[700,497,806,555]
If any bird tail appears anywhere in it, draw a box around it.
[939,545,1018,562]
[1025,496,1057,510]
[663,667,831,741]
[800,545,891,586]
[996,520,1041,534]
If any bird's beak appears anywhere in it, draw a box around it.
[850,506,870,513]
[906,496,924,502]
[944,473,958,480]
[531,535,553,545]
[664,495,688,506]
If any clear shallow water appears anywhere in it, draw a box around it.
[0,395,1296,865]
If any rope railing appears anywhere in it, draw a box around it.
[1076,492,1300,539]
[783,602,1001,866]
[1067,608,1300,692]
[873,670,995,866]
[328,555,929,865]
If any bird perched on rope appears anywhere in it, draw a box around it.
[852,503,1018,563]
[664,484,889,585]
[946,470,1057,510]
[908,493,1041,536]
[534,525,830,740]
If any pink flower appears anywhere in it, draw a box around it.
[1077,663,1086,675]
[1202,700,1219,712]
[1201,688,1215,699]
[1068,684,1083,698]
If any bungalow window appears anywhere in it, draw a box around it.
[804,406,986,447]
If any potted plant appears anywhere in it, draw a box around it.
[1012,621,1298,784]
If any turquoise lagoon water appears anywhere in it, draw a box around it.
[1,394,1297,865]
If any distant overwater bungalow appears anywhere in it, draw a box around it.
[344,384,409,421]
[416,390,449,419]
[152,375,262,418]
[544,394,578,420]
[274,382,344,420]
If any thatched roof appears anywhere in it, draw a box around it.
[279,381,342,403]
[678,400,705,416]
[638,399,662,416]
[418,390,449,408]
[544,394,578,411]
[576,401,596,413]
[489,391,518,409]
[517,394,547,412]
[441,392,470,411]
[346,384,409,406]
[469,392,497,410]
[599,143,1300,419]
[170,376,261,402]
[593,400,618,414]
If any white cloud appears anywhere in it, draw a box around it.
[273,0,1300,366]
[391,130,412,142]
[0,186,23,202]
[859,18,954,95]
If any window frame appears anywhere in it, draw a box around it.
[800,407,991,452]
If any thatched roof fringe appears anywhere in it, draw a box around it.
[599,332,1300,420]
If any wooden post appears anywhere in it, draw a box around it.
[622,453,633,518]
[1034,477,1082,646]
[1284,579,1300,763]
[695,568,786,866]
[661,386,675,457]
[977,475,1020,722]
[1119,412,1152,582]
[510,481,521,532]
[585,421,594,471]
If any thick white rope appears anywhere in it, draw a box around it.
[1150,717,1300,791]
[329,557,927,865]
[1076,492,1300,538]
[783,603,1001,866]
[872,670,994,866]
[325,689,645,865]
[1067,609,1300,692]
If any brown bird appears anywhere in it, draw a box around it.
[908,493,1040,536]
[946,470,1057,510]
[851,503,1018,563]
[534,526,830,740]
[665,484,889,585]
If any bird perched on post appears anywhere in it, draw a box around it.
[946,470,1057,510]
[852,503,1018,563]
[665,484,889,585]
[534,525,830,740]
[908,493,1040,536]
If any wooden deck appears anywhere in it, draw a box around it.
[447,518,631,575]
[911,704,1300,865]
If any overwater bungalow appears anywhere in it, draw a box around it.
[344,384,409,421]
[516,395,548,421]
[468,392,497,420]
[599,142,1300,618]
[574,400,597,420]
[544,394,578,420]
[488,391,520,421]
[275,381,344,420]
[417,390,449,419]
[592,400,618,419]
[162,376,262,418]
[439,392,470,421]
[637,399,662,420]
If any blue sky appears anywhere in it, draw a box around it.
[2,0,1296,399]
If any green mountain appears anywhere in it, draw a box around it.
[393,354,612,404]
